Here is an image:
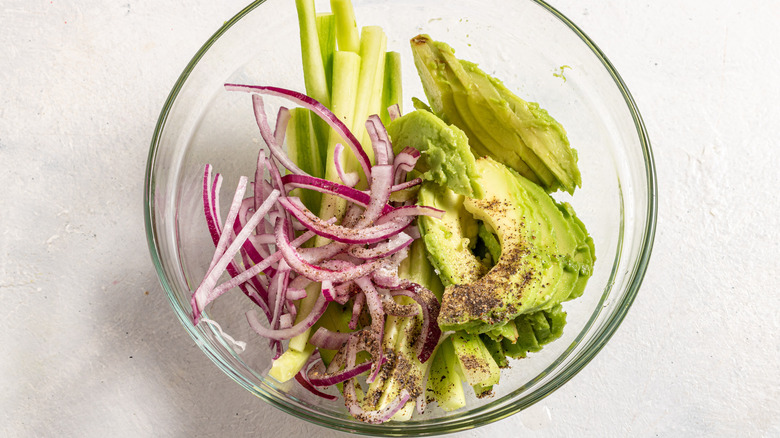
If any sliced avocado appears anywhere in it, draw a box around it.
[410,34,582,194]
[556,202,596,301]
[386,109,483,198]
[503,316,540,359]
[417,181,485,287]
[436,46,559,190]
[503,305,567,359]
[489,74,582,192]
[432,157,594,333]
[484,319,519,344]
[478,222,502,267]
[480,335,509,368]
[450,332,500,391]
[410,35,512,170]
[426,337,466,411]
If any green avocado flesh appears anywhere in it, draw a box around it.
[386,109,483,198]
[410,34,581,194]
[418,156,595,334]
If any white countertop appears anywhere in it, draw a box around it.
[2,0,779,437]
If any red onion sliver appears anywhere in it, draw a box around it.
[309,327,353,350]
[191,188,281,323]
[246,294,328,341]
[353,277,385,383]
[252,94,305,176]
[321,280,335,302]
[366,115,392,166]
[389,285,442,363]
[206,227,319,303]
[390,177,422,193]
[387,104,401,121]
[355,164,393,228]
[376,204,444,225]
[294,372,338,401]
[348,232,413,261]
[308,356,387,387]
[275,216,383,282]
[226,84,372,181]
[333,143,360,187]
[281,174,388,213]
[279,196,412,245]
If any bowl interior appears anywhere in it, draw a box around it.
[145,0,655,435]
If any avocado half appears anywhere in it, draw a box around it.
[418,157,594,334]
[410,34,582,194]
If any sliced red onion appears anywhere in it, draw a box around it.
[295,372,338,401]
[309,327,353,350]
[279,196,412,245]
[333,143,359,187]
[274,106,290,147]
[286,287,308,301]
[207,176,248,273]
[308,358,381,387]
[406,225,421,240]
[376,204,444,225]
[281,174,389,213]
[279,313,294,329]
[191,188,281,324]
[203,165,220,241]
[252,94,305,176]
[393,147,421,184]
[390,177,422,193]
[321,280,335,302]
[246,294,327,341]
[226,84,372,181]
[387,104,401,121]
[348,232,413,261]
[274,216,384,282]
[389,284,442,363]
[349,292,364,331]
[365,115,393,166]
[270,261,292,334]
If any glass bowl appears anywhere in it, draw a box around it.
[144,0,656,435]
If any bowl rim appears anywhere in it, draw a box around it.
[144,0,657,435]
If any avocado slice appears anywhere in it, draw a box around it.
[410,34,582,194]
[421,156,594,334]
[410,35,542,186]
[386,109,483,198]
[417,181,485,287]
[503,304,567,359]
[425,337,466,411]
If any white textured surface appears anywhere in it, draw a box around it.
[2,1,779,437]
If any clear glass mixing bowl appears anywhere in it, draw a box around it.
[145,0,656,435]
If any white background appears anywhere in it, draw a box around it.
[2,0,779,437]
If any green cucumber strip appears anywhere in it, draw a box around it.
[365,35,388,138]
[268,342,315,382]
[287,282,323,353]
[295,0,330,108]
[286,108,323,214]
[350,26,387,167]
[315,13,336,102]
[295,0,331,168]
[319,50,361,227]
[380,51,403,125]
[331,0,360,52]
